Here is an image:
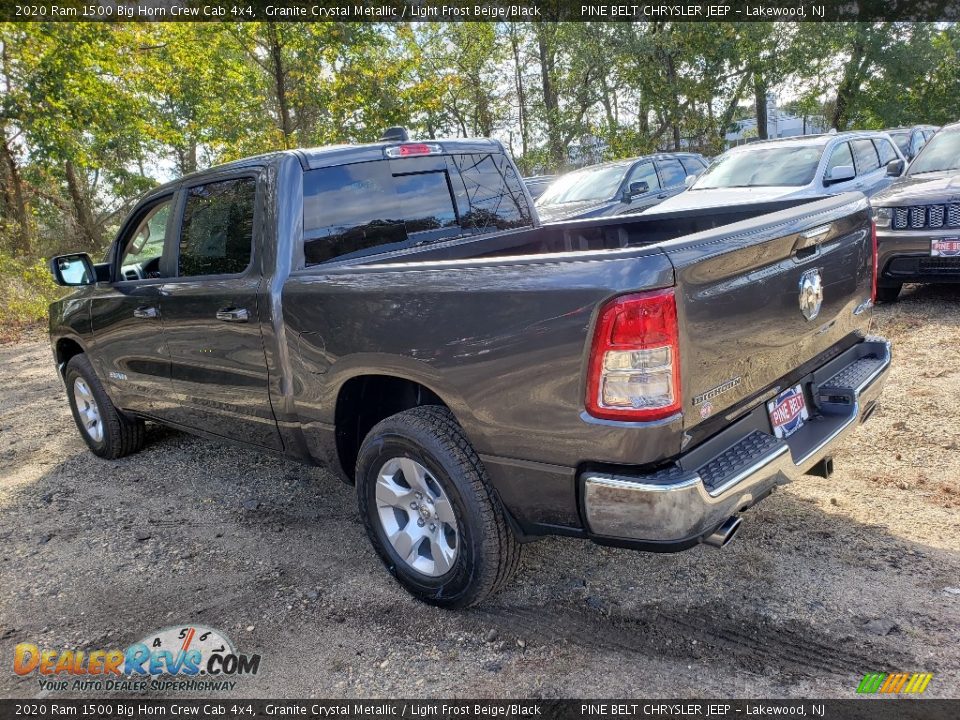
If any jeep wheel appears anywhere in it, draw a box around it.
[356,406,521,608]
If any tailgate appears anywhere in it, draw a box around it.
[661,193,874,430]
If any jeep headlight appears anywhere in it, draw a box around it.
[873,206,892,229]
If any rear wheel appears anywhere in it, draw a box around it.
[875,284,902,303]
[356,406,521,608]
[65,354,145,459]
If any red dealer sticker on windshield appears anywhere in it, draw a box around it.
[767,385,809,439]
[932,237,960,257]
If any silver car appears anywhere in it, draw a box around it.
[645,131,907,215]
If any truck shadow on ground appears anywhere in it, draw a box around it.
[3,418,959,697]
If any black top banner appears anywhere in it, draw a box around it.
[3,0,960,23]
[0,700,959,720]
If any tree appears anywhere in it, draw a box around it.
[1,23,154,255]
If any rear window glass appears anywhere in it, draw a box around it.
[303,154,530,265]
[451,153,531,232]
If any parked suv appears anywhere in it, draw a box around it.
[872,120,960,302]
[884,125,938,161]
[645,131,905,215]
[535,153,708,222]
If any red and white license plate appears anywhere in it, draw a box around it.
[932,237,960,257]
[767,385,809,439]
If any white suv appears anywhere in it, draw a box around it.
[645,131,906,215]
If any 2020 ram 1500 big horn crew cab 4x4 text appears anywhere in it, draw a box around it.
[49,137,890,608]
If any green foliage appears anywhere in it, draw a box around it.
[0,252,63,335]
[1,19,958,332]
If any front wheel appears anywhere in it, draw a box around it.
[356,406,521,608]
[65,354,145,459]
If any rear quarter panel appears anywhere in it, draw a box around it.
[283,250,679,469]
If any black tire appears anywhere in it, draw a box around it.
[356,406,521,609]
[875,284,902,303]
[65,354,146,459]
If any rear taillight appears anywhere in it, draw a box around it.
[586,289,681,421]
[870,220,878,304]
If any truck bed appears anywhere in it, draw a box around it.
[332,196,831,265]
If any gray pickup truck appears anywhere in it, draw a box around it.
[48,137,890,608]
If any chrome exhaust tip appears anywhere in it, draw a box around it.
[703,516,742,549]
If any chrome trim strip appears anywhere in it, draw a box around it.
[801,224,832,240]
[586,474,701,494]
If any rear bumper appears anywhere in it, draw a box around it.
[581,337,891,547]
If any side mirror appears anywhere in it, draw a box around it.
[886,159,905,177]
[49,253,96,287]
[825,165,855,185]
[684,174,698,189]
[622,180,649,202]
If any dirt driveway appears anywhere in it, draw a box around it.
[2,284,959,699]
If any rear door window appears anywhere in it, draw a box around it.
[178,177,256,277]
[657,158,686,187]
[851,139,880,174]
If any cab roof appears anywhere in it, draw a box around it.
[731,130,894,151]
[148,137,507,195]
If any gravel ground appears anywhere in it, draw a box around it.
[1,283,959,700]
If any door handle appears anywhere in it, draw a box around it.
[216,307,250,323]
[133,306,158,319]
[657,193,669,199]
